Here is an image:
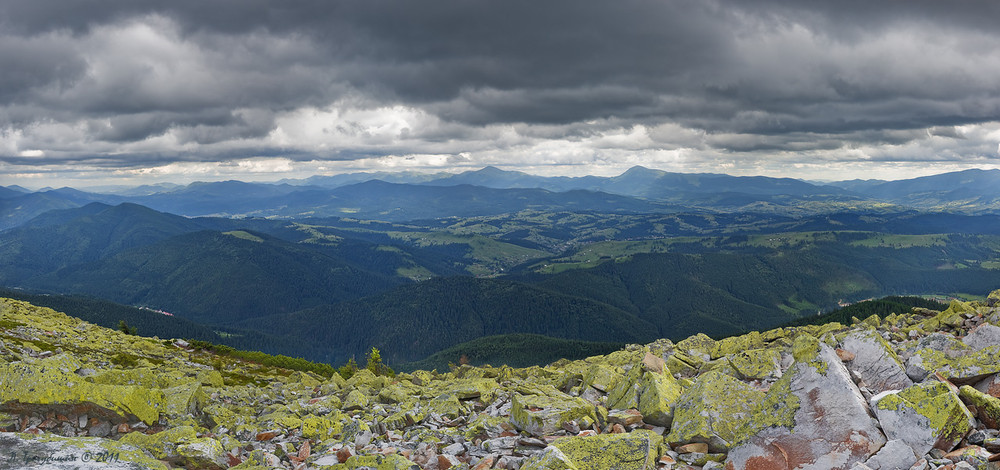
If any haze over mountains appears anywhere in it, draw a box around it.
[3,166,1000,366]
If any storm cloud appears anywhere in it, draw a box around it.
[2,0,1000,185]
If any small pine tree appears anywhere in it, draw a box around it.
[338,356,358,380]
[365,347,395,377]
[366,347,382,374]
[118,320,137,335]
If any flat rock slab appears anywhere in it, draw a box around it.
[725,336,886,470]
[0,432,169,469]
[840,330,912,394]
[963,324,1000,351]
[522,429,663,470]
[863,439,919,470]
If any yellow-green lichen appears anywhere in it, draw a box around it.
[0,362,165,424]
[510,393,598,436]
[791,334,828,375]
[665,371,765,451]
[557,429,662,470]
[726,348,782,381]
[876,381,974,445]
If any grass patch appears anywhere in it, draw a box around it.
[0,319,25,330]
[849,234,949,248]
[223,230,264,243]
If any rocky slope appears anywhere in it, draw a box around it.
[2,291,1000,469]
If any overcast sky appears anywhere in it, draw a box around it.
[2,0,1000,188]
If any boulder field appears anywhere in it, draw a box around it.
[1,290,1000,469]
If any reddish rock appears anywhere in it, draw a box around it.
[835,348,856,362]
[438,454,461,469]
[116,423,131,434]
[611,423,626,434]
[255,431,277,441]
[224,451,242,467]
[337,446,353,462]
[473,455,495,469]
[298,440,310,459]
[38,418,58,429]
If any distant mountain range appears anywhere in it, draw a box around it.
[6,167,999,226]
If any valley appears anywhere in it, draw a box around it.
[3,167,1000,369]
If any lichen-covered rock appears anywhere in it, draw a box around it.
[725,348,782,381]
[331,453,421,469]
[510,393,597,437]
[725,335,886,470]
[676,333,715,361]
[0,362,165,425]
[437,378,500,402]
[712,331,765,359]
[636,368,684,427]
[665,370,763,453]
[974,373,1000,398]
[607,352,684,419]
[839,329,912,394]
[163,381,206,418]
[119,425,227,469]
[520,446,577,470]
[872,381,975,457]
[117,425,198,460]
[176,437,227,470]
[958,385,1000,428]
[962,324,1000,351]
[424,392,465,420]
[301,415,345,441]
[583,364,622,393]
[342,389,369,412]
[0,431,170,469]
[523,429,663,470]
[905,345,1000,382]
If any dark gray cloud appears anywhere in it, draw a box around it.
[2,0,1000,184]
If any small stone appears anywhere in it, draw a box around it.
[256,431,277,441]
[863,439,919,470]
[836,348,856,361]
[983,437,1000,453]
[968,430,989,446]
[225,451,242,467]
[561,420,581,434]
[907,458,929,470]
[336,446,353,462]
[78,414,87,429]
[263,452,281,466]
[473,455,495,470]
[643,352,666,373]
[88,420,111,437]
[442,442,465,455]
[611,423,625,433]
[438,454,461,469]
[607,409,643,427]
[676,442,709,454]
